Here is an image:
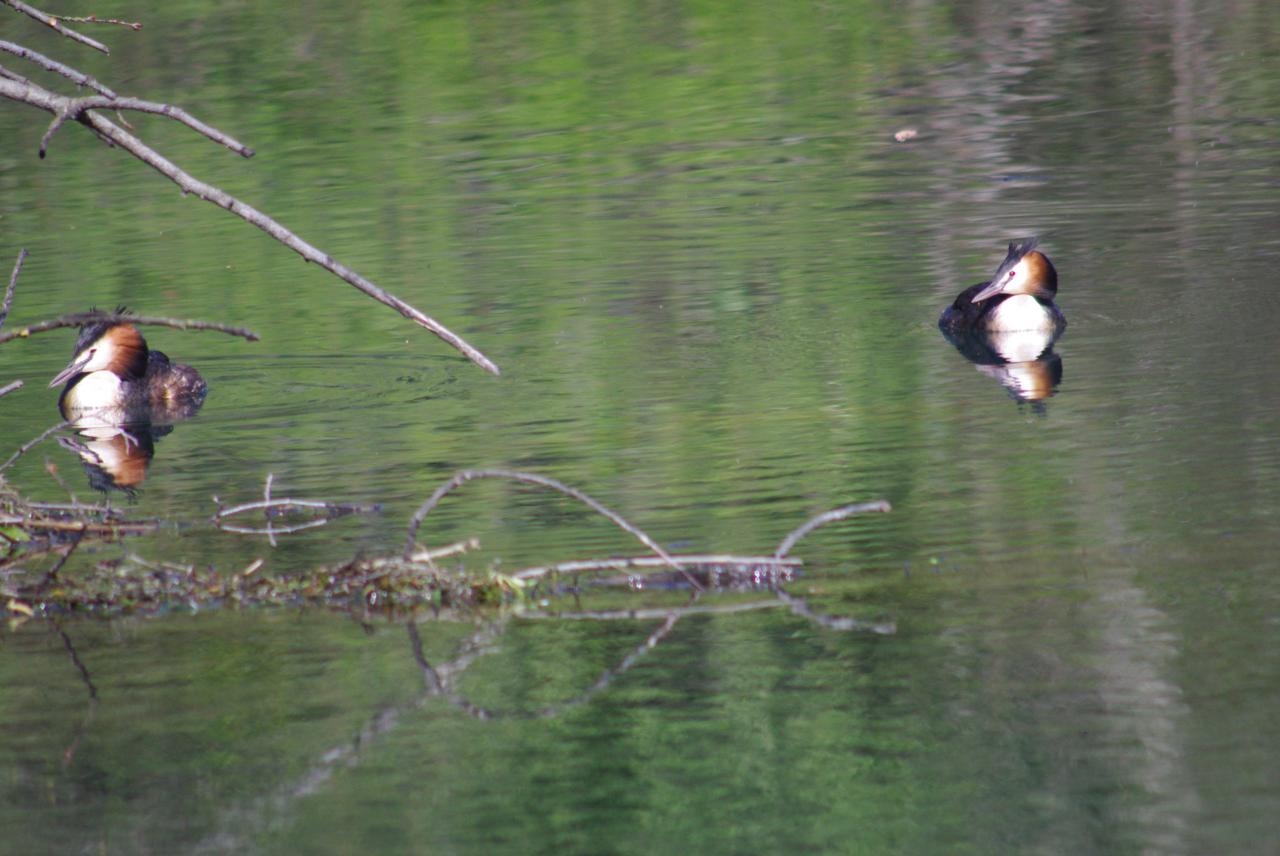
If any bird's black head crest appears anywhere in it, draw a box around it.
[73,306,136,354]
[990,237,1040,283]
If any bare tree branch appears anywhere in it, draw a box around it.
[0,310,259,346]
[47,13,140,31]
[0,74,501,374]
[404,469,701,590]
[34,93,254,158]
[0,40,116,96]
[774,500,892,559]
[3,0,110,54]
[0,380,23,398]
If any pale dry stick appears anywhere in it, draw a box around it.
[773,499,892,559]
[521,600,784,622]
[403,469,701,590]
[0,41,117,96]
[1,248,25,330]
[405,537,480,564]
[3,0,109,54]
[47,13,141,30]
[0,74,500,374]
[356,538,481,571]
[512,553,801,581]
[213,498,380,517]
[36,93,254,159]
[215,519,331,538]
[0,380,22,399]
[0,311,258,346]
[212,474,379,541]
[263,472,275,547]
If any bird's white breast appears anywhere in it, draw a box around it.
[986,295,1058,332]
[62,371,124,413]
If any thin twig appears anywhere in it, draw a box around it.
[520,601,785,621]
[0,73,499,374]
[263,472,275,547]
[512,553,801,581]
[774,500,892,559]
[0,62,33,86]
[215,519,331,538]
[36,94,253,159]
[404,469,701,590]
[56,625,98,699]
[0,311,259,346]
[39,527,82,587]
[1,247,25,331]
[0,380,22,398]
[0,41,116,94]
[0,420,67,473]
[213,498,379,518]
[212,473,380,543]
[3,0,110,54]
[407,538,480,563]
[43,454,77,505]
[47,14,141,31]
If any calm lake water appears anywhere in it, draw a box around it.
[3,1,1280,853]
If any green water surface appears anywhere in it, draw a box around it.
[2,1,1279,853]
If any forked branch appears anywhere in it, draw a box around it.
[4,0,109,54]
[405,469,701,590]
[0,2,501,375]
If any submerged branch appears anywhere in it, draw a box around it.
[404,469,701,590]
[3,0,110,54]
[0,311,259,345]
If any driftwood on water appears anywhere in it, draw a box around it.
[0,0,499,374]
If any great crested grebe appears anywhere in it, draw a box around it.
[48,319,207,420]
[939,238,1065,334]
